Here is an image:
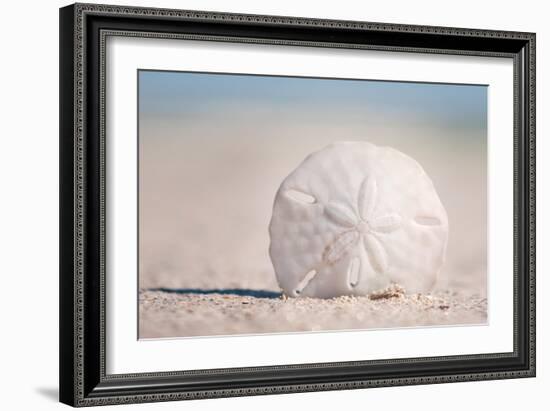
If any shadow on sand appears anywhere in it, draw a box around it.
[146,288,282,299]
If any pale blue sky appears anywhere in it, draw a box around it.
[138,70,487,133]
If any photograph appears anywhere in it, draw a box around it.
[138,70,488,339]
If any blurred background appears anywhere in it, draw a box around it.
[138,70,487,298]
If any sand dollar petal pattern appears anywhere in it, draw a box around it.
[370,214,402,233]
[324,202,358,228]
[358,176,378,221]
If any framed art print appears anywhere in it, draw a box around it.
[59,3,536,406]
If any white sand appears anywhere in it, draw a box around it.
[139,285,487,338]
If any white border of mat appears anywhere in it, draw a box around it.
[105,36,513,374]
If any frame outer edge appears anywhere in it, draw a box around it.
[74,2,534,39]
[59,3,77,407]
[527,33,536,376]
[75,2,88,407]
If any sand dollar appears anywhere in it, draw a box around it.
[269,141,448,298]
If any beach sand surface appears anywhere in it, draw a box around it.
[139,287,487,339]
[138,93,487,338]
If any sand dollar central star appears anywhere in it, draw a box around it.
[322,176,402,275]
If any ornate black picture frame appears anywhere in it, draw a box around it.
[59,3,535,407]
